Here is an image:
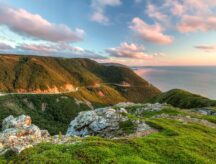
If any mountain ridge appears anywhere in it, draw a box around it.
[0,54,161,103]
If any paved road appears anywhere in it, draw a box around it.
[0,87,79,96]
[0,82,146,96]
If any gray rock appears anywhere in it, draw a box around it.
[2,115,32,130]
[134,120,151,132]
[66,107,129,137]
[194,108,216,116]
[0,115,50,154]
[66,106,153,138]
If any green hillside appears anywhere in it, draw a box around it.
[0,54,161,103]
[150,89,216,108]
[2,105,216,163]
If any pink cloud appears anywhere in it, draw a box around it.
[0,6,84,42]
[146,4,168,21]
[18,44,60,53]
[17,43,105,59]
[129,17,173,44]
[178,15,216,32]
[164,0,216,33]
[18,43,87,54]
[147,0,216,34]
[170,1,185,16]
[106,42,164,60]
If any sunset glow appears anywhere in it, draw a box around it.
[0,0,215,66]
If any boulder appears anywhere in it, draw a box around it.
[0,115,50,154]
[124,103,168,116]
[2,115,32,130]
[66,107,129,137]
[194,108,216,116]
[66,106,152,138]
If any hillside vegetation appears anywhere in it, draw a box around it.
[1,105,216,164]
[0,94,91,135]
[0,54,160,103]
[150,89,216,109]
[1,55,216,163]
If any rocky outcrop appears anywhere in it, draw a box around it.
[115,102,169,116]
[0,103,168,154]
[66,106,153,138]
[194,108,216,116]
[0,115,50,154]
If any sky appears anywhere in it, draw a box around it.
[0,0,216,66]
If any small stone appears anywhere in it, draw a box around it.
[41,130,50,138]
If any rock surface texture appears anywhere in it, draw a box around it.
[0,115,50,154]
[194,108,216,116]
[66,104,154,138]
[119,102,169,116]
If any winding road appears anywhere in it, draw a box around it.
[0,82,151,96]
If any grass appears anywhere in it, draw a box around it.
[150,89,216,109]
[119,120,136,134]
[200,115,216,124]
[1,118,216,163]
[0,100,216,163]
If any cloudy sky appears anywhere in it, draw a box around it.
[0,0,216,66]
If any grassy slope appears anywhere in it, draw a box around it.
[2,115,216,163]
[150,89,216,109]
[90,64,161,103]
[0,54,161,103]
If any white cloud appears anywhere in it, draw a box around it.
[90,0,121,25]
[129,17,173,44]
[0,5,84,42]
[91,11,109,25]
[106,42,163,59]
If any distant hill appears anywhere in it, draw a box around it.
[150,89,216,109]
[102,62,128,68]
[0,54,161,103]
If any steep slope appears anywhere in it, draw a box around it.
[0,54,161,103]
[150,89,216,108]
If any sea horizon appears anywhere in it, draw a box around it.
[134,66,216,100]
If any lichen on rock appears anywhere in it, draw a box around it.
[0,115,50,154]
[66,104,153,138]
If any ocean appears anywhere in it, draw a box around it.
[133,66,216,100]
